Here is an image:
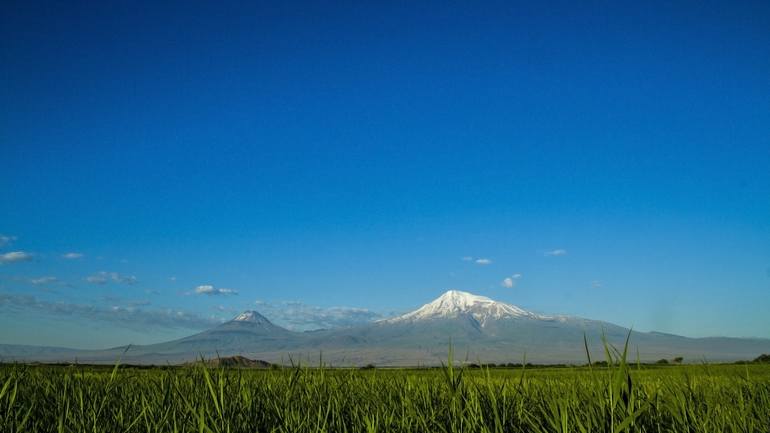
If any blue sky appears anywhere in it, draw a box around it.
[1,0,769,349]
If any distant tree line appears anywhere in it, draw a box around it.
[733,354,770,365]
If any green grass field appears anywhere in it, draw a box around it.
[2,350,770,433]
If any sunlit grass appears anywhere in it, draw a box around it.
[1,339,769,432]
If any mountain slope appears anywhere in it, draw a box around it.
[99,310,304,363]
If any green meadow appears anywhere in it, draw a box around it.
[2,351,769,432]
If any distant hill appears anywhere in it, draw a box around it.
[2,290,770,366]
[186,355,272,368]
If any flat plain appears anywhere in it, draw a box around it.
[2,357,769,433]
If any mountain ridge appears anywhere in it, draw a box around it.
[2,290,769,366]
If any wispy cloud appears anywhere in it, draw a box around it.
[191,285,238,296]
[251,301,383,331]
[0,293,220,331]
[117,274,138,284]
[0,235,16,248]
[591,280,602,288]
[30,276,58,285]
[127,299,151,307]
[86,271,138,285]
[99,295,151,308]
[86,273,110,285]
[544,249,567,257]
[0,251,33,264]
[62,252,84,260]
[501,273,523,288]
[462,256,493,265]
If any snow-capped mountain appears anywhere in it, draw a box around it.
[388,290,544,325]
[233,310,273,325]
[211,309,290,335]
[3,290,770,366]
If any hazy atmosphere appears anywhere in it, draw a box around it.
[2,0,770,351]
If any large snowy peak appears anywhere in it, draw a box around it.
[387,290,542,326]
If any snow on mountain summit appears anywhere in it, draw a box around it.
[232,310,272,325]
[388,290,542,326]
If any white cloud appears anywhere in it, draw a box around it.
[462,256,493,265]
[0,251,33,264]
[0,293,219,330]
[30,276,58,285]
[544,249,567,257]
[249,300,383,331]
[192,285,238,296]
[86,273,109,284]
[0,235,16,248]
[62,252,84,260]
[591,280,602,288]
[119,275,138,284]
[502,273,523,288]
[126,299,151,307]
[85,271,138,285]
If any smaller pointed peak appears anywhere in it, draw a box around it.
[232,310,272,324]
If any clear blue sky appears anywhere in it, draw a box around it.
[1,0,769,349]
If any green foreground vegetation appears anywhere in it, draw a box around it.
[2,352,770,432]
